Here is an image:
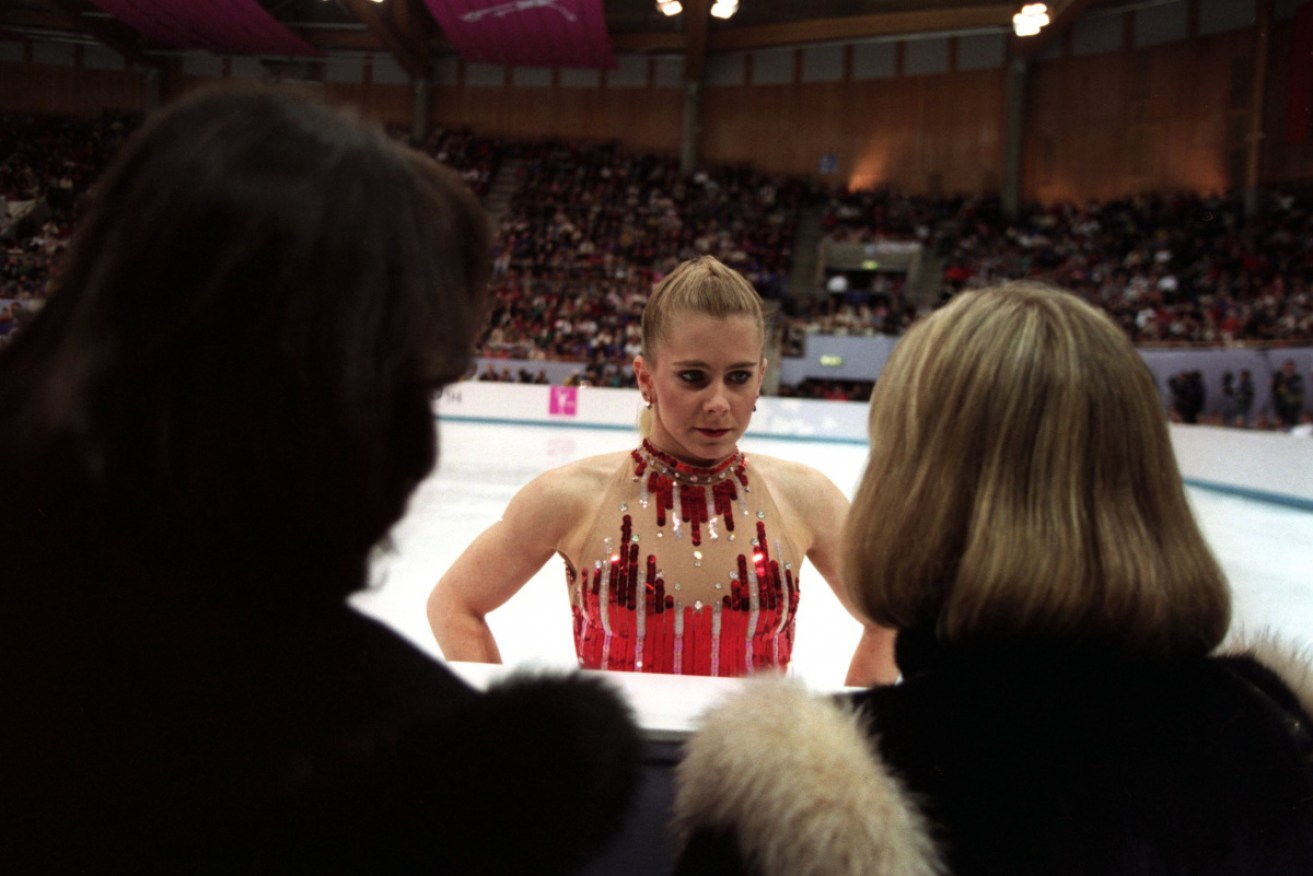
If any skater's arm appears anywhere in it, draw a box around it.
[842,625,900,687]
[428,469,580,663]
[785,462,899,687]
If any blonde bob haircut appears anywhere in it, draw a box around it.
[637,256,766,435]
[845,282,1230,660]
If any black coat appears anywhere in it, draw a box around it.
[2,587,640,875]
[673,630,1313,876]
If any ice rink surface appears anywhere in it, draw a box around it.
[356,419,1313,692]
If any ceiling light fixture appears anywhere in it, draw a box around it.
[709,0,739,20]
[656,0,682,16]
[1012,3,1049,37]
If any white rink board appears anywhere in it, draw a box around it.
[437,381,1313,507]
[436,381,872,444]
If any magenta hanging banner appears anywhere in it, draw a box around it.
[87,0,319,57]
[424,0,615,70]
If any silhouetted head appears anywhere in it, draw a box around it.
[0,85,490,604]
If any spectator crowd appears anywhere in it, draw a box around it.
[814,184,1313,347]
[2,111,1310,426]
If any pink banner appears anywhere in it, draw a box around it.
[424,0,615,70]
[87,0,319,57]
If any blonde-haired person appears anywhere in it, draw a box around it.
[671,282,1313,876]
[428,255,898,685]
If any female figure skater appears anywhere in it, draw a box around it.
[428,255,897,685]
[0,86,638,874]
[671,282,1313,875]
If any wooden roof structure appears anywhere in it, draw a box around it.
[0,0,1125,79]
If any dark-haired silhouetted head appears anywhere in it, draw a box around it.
[0,85,490,604]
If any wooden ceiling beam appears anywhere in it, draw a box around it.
[291,25,453,56]
[0,8,71,30]
[608,6,1021,63]
[5,3,1103,74]
[684,0,710,81]
[395,0,439,48]
[610,32,686,53]
[34,0,162,69]
[338,0,430,80]
[707,5,1016,52]
[292,26,386,53]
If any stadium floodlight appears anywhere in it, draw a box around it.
[710,0,739,19]
[1013,3,1050,37]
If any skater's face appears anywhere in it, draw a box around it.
[635,311,764,466]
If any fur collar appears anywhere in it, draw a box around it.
[672,678,943,876]
[1226,633,1313,720]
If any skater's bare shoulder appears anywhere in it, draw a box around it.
[743,453,848,553]
[506,451,635,541]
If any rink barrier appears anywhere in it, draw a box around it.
[1167,423,1313,512]
[473,342,1313,421]
[435,382,1313,511]
[436,381,872,443]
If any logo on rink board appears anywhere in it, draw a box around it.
[549,386,579,417]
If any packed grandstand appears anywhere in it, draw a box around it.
[3,110,1310,421]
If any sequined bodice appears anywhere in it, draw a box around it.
[567,440,801,676]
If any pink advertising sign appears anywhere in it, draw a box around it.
[549,385,579,417]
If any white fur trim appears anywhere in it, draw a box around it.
[1226,632,1313,720]
[673,678,943,876]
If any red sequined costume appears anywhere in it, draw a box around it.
[568,440,801,676]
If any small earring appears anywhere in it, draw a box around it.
[753,401,758,412]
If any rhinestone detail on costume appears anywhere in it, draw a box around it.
[569,440,800,677]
